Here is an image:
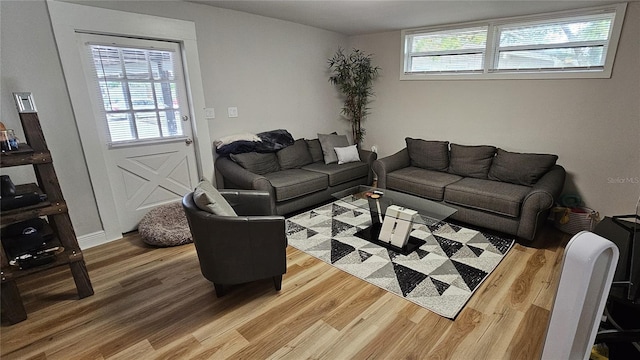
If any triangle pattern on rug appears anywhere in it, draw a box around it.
[331,239,356,264]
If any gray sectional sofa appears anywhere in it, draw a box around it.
[373,138,566,241]
[215,135,377,215]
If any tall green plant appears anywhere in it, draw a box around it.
[328,48,380,146]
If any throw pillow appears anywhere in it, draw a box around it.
[405,138,450,171]
[230,152,280,175]
[276,139,314,170]
[334,145,361,164]
[488,149,559,186]
[318,133,350,164]
[193,180,237,216]
[306,139,324,163]
[448,144,496,179]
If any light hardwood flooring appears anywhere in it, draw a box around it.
[1,223,569,359]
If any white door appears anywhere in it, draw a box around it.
[79,34,199,232]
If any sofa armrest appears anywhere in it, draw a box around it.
[517,165,567,240]
[358,149,378,185]
[372,148,410,188]
[215,157,277,213]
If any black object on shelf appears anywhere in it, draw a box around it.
[0,192,47,211]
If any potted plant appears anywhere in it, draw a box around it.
[328,48,380,147]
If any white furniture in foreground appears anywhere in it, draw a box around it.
[542,231,619,360]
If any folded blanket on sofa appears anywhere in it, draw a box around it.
[215,129,295,156]
[255,129,294,152]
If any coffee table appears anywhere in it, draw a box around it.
[332,185,457,255]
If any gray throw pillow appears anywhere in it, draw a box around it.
[405,138,450,171]
[449,144,496,179]
[277,139,313,169]
[230,152,280,175]
[193,180,237,216]
[306,139,324,163]
[488,148,558,186]
[318,133,350,164]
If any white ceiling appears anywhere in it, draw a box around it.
[189,0,625,35]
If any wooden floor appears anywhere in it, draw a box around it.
[1,223,570,359]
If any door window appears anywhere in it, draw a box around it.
[88,44,184,144]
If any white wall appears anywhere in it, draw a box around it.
[1,1,102,236]
[1,0,348,241]
[350,2,640,217]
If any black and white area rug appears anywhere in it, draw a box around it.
[286,199,515,319]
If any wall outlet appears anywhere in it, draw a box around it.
[228,107,238,118]
[204,107,215,119]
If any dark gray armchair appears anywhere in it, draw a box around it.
[182,189,287,297]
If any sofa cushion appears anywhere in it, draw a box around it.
[302,161,369,187]
[264,169,328,202]
[334,145,361,164]
[448,144,496,179]
[193,180,237,216]
[276,139,313,170]
[230,152,280,175]
[306,139,324,163]
[387,167,462,201]
[488,149,558,186]
[318,133,350,164]
[405,138,449,171]
[444,177,531,218]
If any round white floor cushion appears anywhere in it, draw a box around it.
[138,202,192,247]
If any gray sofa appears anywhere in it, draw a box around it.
[373,138,566,241]
[215,136,377,215]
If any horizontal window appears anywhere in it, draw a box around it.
[401,3,626,80]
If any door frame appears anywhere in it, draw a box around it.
[48,0,213,242]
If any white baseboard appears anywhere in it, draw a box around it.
[78,230,120,249]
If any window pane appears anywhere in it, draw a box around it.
[100,81,128,111]
[411,27,487,53]
[135,112,160,139]
[129,83,155,110]
[499,18,612,47]
[497,46,605,69]
[92,46,122,79]
[107,113,134,142]
[154,83,177,109]
[123,49,150,79]
[149,51,175,80]
[160,111,182,137]
[411,53,484,72]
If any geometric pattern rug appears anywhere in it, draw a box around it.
[286,199,515,319]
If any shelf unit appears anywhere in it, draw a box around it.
[1,110,93,325]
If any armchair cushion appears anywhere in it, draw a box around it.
[276,139,313,170]
[405,138,449,171]
[318,133,350,164]
[488,149,558,186]
[193,180,237,216]
[230,152,280,175]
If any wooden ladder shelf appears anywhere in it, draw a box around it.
[1,109,93,325]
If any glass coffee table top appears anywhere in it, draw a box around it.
[332,185,457,226]
[331,186,457,255]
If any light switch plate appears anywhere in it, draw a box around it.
[204,107,215,119]
[228,107,238,118]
